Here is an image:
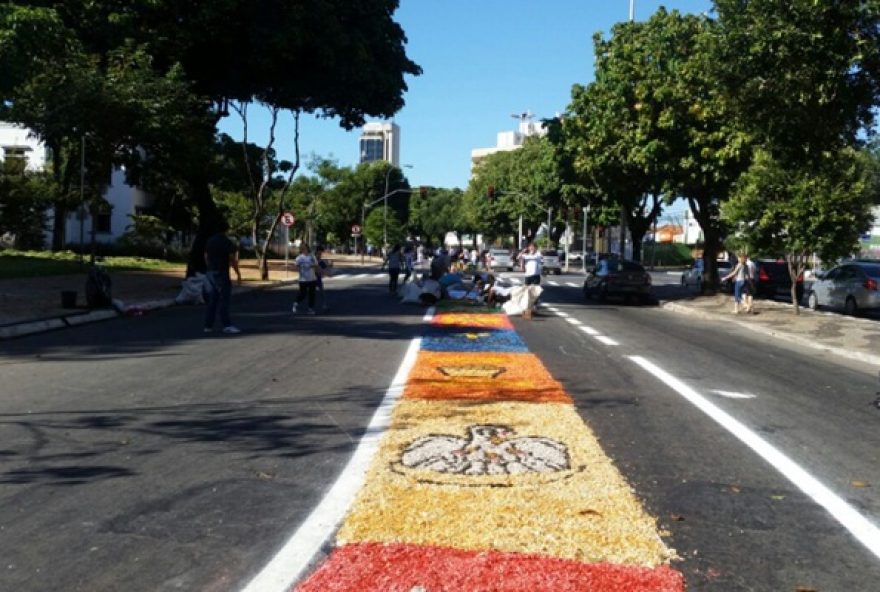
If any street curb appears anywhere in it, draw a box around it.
[660,301,880,368]
[0,318,68,339]
[64,309,119,326]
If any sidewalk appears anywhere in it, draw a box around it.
[0,254,380,339]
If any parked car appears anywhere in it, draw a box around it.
[540,250,562,275]
[583,259,652,303]
[681,259,734,290]
[753,259,805,301]
[564,250,584,265]
[487,248,514,272]
[805,262,880,315]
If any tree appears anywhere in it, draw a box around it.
[722,148,876,314]
[1,1,421,275]
[0,160,54,249]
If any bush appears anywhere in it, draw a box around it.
[642,242,693,266]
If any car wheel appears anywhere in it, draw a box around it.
[807,291,819,311]
[844,296,858,316]
[680,275,687,287]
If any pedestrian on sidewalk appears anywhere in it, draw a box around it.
[722,253,750,314]
[203,220,242,334]
[293,244,319,315]
[744,254,757,314]
[315,245,332,312]
[385,244,402,294]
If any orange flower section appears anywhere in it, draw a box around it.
[431,312,513,330]
[404,351,571,404]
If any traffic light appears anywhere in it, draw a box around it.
[487,185,495,200]
[419,185,427,197]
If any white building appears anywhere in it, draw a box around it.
[359,121,400,167]
[470,116,547,174]
[0,121,151,246]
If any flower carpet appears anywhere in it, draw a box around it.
[295,306,684,591]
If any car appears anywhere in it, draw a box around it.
[487,248,514,272]
[583,259,652,303]
[753,259,805,301]
[540,250,562,275]
[681,259,734,290]
[805,262,880,315]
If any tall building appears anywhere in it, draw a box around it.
[359,122,400,167]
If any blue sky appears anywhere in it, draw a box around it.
[218,0,712,193]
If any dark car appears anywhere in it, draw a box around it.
[583,259,652,303]
[753,259,805,301]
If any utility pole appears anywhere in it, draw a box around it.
[78,135,85,265]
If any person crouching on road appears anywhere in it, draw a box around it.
[293,244,319,315]
[203,220,242,334]
[519,243,543,286]
[722,253,750,314]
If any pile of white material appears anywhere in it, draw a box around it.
[502,284,543,316]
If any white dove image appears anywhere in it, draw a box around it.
[400,424,570,476]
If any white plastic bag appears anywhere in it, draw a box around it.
[175,273,207,305]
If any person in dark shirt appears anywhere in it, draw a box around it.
[203,220,242,334]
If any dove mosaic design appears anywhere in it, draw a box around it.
[295,309,684,591]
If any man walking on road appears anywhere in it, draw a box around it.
[293,244,319,315]
[203,220,242,334]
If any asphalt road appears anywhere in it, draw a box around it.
[515,271,880,591]
[2,268,879,591]
[0,269,423,592]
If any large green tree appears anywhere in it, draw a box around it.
[723,148,876,314]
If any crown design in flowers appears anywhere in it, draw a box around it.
[436,365,507,379]
[392,424,574,487]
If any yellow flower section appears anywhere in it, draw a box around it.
[337,399,675,567]
[404,351,571,403]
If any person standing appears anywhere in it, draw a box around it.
[385,244,402,294]
[203,220,242,334]
[722,253,749,314]
[402,245,415,285]
[293,244,319,315]
[744,255,757,313]
[519,243,543,286]
[315,245,332,312]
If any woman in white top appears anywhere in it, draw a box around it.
[519,243,543,286]
[722,253,751,314]
[293,244,319,314]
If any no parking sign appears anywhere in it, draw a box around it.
[280,212,295,226]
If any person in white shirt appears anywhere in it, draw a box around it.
[519,243,543,286]
[293,244,319,314]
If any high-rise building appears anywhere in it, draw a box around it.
[359,122,400,167]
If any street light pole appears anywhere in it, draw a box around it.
[582,206,589,273]
[382,164,412,254]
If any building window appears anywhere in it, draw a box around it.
[359,137,385,163]
[96,213,111,234]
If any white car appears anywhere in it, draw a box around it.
[681,259,734,291]
[487,248,514,272]
[806,262,880,315]
[540,250,562,275]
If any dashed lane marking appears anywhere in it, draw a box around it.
[565,317,581,326]
[547,280,560,286]
[594,336,619,346]
[629,355,880,562]
[566,282,580,288]
[579,326,600,336]
[711,390,757,400]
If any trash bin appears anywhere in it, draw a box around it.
[61,290,77,309]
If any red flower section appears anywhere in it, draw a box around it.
[295,542,684,592]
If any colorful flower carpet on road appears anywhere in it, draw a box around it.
[295,307,683,592]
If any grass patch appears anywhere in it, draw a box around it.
[0,250,182,279]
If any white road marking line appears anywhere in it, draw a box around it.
[629,355,880,562]
[355,273,370,279]
[579,326,600,336]
[547,280,560,286]
[510,278,522,285]
[565,317,581,326]
[712,389,757,400]
[422,306,436,323]
[566,282,579,288]
[241,337,422,592]
[594,335,619,346]
[332,274,351,280]
[554,311,571,318]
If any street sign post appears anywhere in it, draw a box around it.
[281,212,295,277]
[351,224,362,258]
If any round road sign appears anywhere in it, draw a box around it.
[351,224,362,234]
[281,212,295,227]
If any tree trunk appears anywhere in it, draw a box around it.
[185,171,223,278]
